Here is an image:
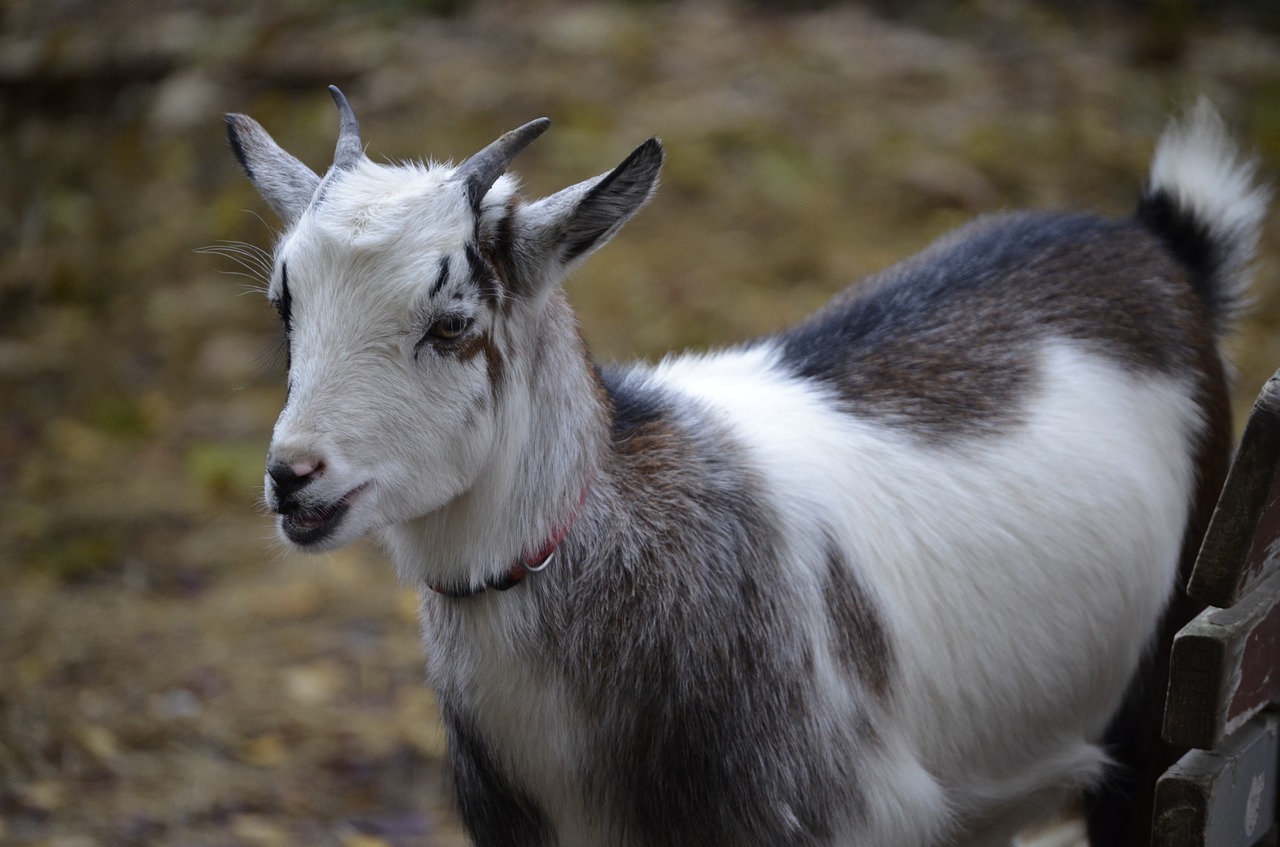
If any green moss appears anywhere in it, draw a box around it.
[34,530,126,582]
[88,394,151,440]
[1249,86,1280,162]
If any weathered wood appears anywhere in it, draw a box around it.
[1153,710,1280,847]
[1189,373,1280,609]
[1165,571,1280,750]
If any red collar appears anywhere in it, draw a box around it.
[430,487,588,599]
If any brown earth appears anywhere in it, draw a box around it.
[2,1,1278,845]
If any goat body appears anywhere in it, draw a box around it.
[225,92,1267,846]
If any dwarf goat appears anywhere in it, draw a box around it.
[225,90,1266,846]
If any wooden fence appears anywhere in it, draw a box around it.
[1154,371,1280,847]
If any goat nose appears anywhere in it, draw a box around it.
[267,459,323,499]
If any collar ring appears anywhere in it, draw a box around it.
[524,549,556,573]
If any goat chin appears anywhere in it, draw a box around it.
[224,91,1266,847]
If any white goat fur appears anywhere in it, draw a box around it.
[225,95,1266,847]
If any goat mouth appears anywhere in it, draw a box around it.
[280,485,367,546]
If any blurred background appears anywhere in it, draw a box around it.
[2,1,1278,845]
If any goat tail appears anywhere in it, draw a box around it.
[1136,99,1269,338]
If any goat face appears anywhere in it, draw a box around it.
[226,89,662,552]
[262,172,505,549]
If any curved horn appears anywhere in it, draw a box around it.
[328,85,365,170]
[456,118,551,210]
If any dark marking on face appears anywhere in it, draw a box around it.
[454,330,505,392]
[775,211,1214,442]
[274,263,294,384]
[823,538,893,698]
[476,198,525,307]
[275,262,293,334]
[465,244,501,308]
[429,256,451,298]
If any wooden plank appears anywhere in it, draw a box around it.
[1153,710,1280,847]
[1165,571,1280,749]
[1189,372,1280,609]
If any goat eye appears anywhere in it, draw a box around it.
[432,315,471,340]
[417,315,473,354]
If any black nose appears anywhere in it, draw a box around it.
[268,460,320,500]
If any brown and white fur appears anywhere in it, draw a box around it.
[224,90,1266,846]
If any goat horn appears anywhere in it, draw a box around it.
[328,85,365,170]
[457,118,551,210]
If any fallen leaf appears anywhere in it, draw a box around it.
[396,686,447,758]
[239,733,287,768]
[250,581,323,620]
[78,724,119,760]
[285,659,347,706]
[342,834,392,847]
[15,780,64,812]
[47,836,98,847]
[232,814,290,847]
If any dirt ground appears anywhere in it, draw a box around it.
[2,1,1278,845]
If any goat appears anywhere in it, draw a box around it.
[224,89,1266,846]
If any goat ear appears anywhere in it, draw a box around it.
[225,113,322,227]
[523,138,664,270]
